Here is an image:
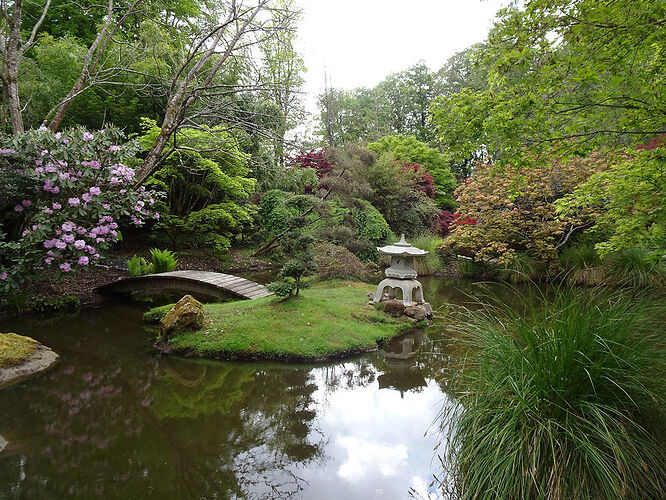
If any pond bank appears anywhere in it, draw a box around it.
[153,281,421,362]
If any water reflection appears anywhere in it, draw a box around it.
[0,277,489,499]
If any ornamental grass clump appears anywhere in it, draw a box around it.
[442,285,666,500]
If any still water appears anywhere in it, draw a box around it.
[0,278,485,499]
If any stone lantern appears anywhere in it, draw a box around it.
[373,234,428,307]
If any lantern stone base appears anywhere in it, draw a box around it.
[373,278,424,307]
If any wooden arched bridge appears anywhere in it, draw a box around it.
[95,270,272,300]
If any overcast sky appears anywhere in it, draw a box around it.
[294,0,505,120]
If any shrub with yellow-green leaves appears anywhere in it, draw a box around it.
[442,154,607,266]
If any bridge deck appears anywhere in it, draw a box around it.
[95,270,272,300]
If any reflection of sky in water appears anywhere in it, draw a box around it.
[297,365,446,499]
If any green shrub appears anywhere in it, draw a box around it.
[149,248,178,273]
[127,255,154,277]
[143,303,175,323]
[312,242,371,281]
[442,286,666,499]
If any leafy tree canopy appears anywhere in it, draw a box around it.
[368,135,456,209]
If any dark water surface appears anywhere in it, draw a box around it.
[0,278,490,499]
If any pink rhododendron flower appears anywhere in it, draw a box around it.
[109,145,120,151]
[62,221,76,232]
[82,193,92,203]
[68,197,80,207]
[89,186,101,196]
[74,240,86,250]
[83,132,94,141]
[59,262,72,272]
[22,199,32,207]
[55,240,67,250]
[14,205,23,212]
[52,202,62,210]
[78,256,89,266]
[0,272,7,280]
[62,234,75,244]
[45,257,54,264]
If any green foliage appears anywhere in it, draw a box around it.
[368,135,456,209]
[143,303,175,324]
[127,255,154,277]
[257,189,303,236]
[368,153,439,237]
[349,200,392,260]
[318,61,442,145]
[442,286,666,499]
[498,252,545,283]
[149,248,178,273]
[141,119,256,253]
[455,258,486,279]
[557,148,666,258]
[312,242,371,282]
[409,234,445,275]
[268,231,317,297]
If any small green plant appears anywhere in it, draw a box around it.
[127,255,154,277]
[560,243,602,270]
[149,248,178,273]
[441,285,666,499]
[267,231,317,298]
[143,303,175,323]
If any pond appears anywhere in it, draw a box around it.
[0,278,492,499]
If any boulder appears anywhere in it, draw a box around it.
[159,295,204,339]
[0,333,60,389]
[383,299,406,318]
[404,305,426,321]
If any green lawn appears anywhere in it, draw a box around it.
[157,281,415,361]
[0,333,40,368]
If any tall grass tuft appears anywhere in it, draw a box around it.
[499,252,546,283]
[604,248,665,287]
[442,285,666,499]
[411,233,445,275]
[149,248,178,273]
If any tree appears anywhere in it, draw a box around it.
[0,0,52,134]
[316,62,443,145]
[367,135,456,209]
[442,155,606,265]
[135,0,301,185]
[267,230,316,297]
[256,0,305,167]
[431,0,666,163]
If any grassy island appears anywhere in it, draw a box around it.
[0,333,40,368]
[149,281,416,361]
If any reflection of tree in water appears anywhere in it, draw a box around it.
[146,359,325,498]
[0,355,325,499]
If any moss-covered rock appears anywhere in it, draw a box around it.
[159,295,204,339]
[0,333,59,389]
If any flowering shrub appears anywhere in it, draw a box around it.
[0,127,159,292]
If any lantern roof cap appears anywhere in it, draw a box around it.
[377,234,429,257]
